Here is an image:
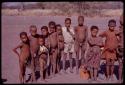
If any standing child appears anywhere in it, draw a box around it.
[48,21,58,77]
[38,36,49,82]
[56,24,65,74]
[40,26,50,79]
[74,16,88,74]
[86,26,103,82]
[13,32,30,83]
[99,19,119,81]
[28,25,39,82]
[62,18,75,73]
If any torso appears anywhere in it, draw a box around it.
[49,32,58,48]
[29,35,39,53]
[75,26,87,43]
[105,30,118,49]
[20,43,30,62]
[58,34,64,50]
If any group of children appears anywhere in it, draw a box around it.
[13,15,123,83]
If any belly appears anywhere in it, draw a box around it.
[77,35,86,43]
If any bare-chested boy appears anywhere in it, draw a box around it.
[62,18,75,73]
[28,25,39,82]
[56,24,65,74]
[38,36,49,82]
[13,32,30,83]
[40,26,50,79]
[74,16,88,74]
[99,19,119,81]
[48,21,58,77]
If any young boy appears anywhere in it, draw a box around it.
[40,26,50,79]
[48,21,58,77]
[13,32,30,83]
[99,19,119,81]
[62,18,75,73]
[56,24,65,74]
[117,15,123,83]
[38,36,49,82]
[86,26,103,82]
[74,16,88,74]
[28,25,39,82]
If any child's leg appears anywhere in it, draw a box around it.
[94,68,98,80]
[118,58,123,81]
[63,52,67,73]
[57,50,61,73]
[39,58,44,80]
[81,44,86,65]
[110,59,115,80]
[19,62,25,83]
[106,58,110,80]
[75,42,80,74]
[53,49,58,76]
[30,54,36,82]
[69,52,73,73]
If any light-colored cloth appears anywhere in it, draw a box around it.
[62,27,75,53]
[39,45,50,67]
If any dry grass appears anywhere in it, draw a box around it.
[2,8,123,17]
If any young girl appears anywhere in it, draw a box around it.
[13,32,30,83]
[86,26,103,82]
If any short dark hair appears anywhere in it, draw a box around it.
[41,26,48,31]
[39,35,45,42]
[108,19,116,26]
[20,32,27,38]
[78,16,84,20]
[65,18,71,23]
[56,24,61,27]
[90,26,99,31]
[48,21,56,26]
[30,25,37,28]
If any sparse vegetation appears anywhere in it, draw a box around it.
[2,2,123,17]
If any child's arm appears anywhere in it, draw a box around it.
[13,43,22,57]
[84,27,88,48]
[99,31,106,37]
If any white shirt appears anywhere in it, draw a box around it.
[62,27,75,43]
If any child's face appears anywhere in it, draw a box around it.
[49,25,56,33]
[38,38,44,46]
[108,22,116,31]
[78,17,84,25]
[91,29,98,37]
[30,27,37,36]
[41,29,48,36]
[65,20,71,28]
[20,35,28,43]
[56,26,62,34]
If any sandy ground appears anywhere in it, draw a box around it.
[1,15,121,84]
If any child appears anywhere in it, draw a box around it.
[62,18,75,73]
[28,25,39,82]
[56,24,65,74]
[79,64,90,80]
[99,19,119,81]
[117,15,123,83]
[48,21,58,77]
[74,16,88,74]
[40,26,50,79]
[38,36,49,82]
[13,32,30,83]
[86,26,103,82]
